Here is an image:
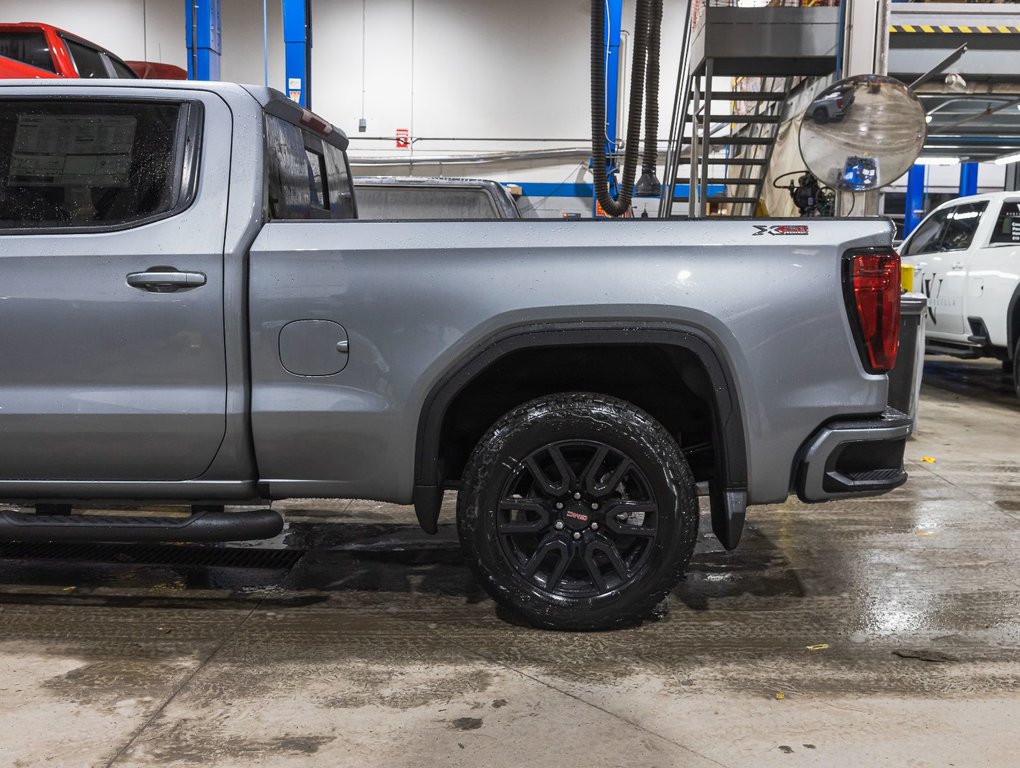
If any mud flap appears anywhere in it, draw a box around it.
[710,487,747,550]
[413,484,443,534]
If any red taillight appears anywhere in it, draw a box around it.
[836,95,844,109]
[845,249,901,372]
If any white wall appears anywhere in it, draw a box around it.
[2,0,185,67]
[220,0,284,88]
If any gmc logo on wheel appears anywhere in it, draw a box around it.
[565,511,589,522]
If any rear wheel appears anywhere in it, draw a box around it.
[813,107,829,124]
[456,393,699,630]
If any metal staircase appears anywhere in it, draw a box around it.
[660,1,840,218]
[685,75,792,216]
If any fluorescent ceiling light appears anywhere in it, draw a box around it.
[916,156,960,166]
[994,151,1020,166]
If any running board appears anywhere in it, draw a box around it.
[0,509,284,543]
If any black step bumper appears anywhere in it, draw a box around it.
[796,408,911,503]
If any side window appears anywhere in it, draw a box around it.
[265,114,354,220]
[64,39,109,78]
[902,202,988,257]
[990,200,1020,245]
[939,201,987,252]
[902,209,946,257]
[0,99,200,230]
[0,31,56,73]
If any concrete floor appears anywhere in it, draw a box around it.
[0,357,1018,767]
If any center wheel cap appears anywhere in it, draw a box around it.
[561,506,592,531]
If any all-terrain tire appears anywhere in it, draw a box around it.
[456,393,699,631]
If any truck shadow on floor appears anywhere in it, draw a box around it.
[0,515,806,614]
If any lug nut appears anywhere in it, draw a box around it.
[591,522,599,531]
[573,492,581,500]
[573,531,581,540]
[590,502,599,510]
[555,502,564,510]
[554,521,564,530]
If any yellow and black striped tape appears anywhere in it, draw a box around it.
[890,24,1020,34]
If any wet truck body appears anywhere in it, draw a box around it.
[0,81,909,629]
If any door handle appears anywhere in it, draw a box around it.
[127,268,206,292]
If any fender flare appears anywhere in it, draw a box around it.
[412,320,750,548]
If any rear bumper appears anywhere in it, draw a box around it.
[796,408,911,502]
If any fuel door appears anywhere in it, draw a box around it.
[279,320,350,376]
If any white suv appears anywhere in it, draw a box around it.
[900,191,1020,399]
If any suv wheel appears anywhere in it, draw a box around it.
[457,393,699,630]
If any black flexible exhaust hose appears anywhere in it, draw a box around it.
[592,0,650,217]
[642,0,663,175]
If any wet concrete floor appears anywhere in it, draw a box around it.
[0,357,1018,767]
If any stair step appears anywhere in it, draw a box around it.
[711,114,782,124]
[698,91,785,101]
[668,158,769,168]
[708,136,773,146]
[0,509,284,543]
[702,177,762,185]
[687,114,781,124]
[711,196,760,204]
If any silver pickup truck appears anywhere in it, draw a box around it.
[0,81,909,629]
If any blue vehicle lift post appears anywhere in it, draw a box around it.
[282,0,312,108]
[185,0,221,81]
[594,0,623,217]
[959,162,979,197]
[904,163,926,237]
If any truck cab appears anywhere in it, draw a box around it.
[900,191,1020,378]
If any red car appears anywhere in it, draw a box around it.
[0,22,184,80]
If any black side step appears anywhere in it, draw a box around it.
[0,509,284,543]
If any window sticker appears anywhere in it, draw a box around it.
[991,202,1020,245]
[9,114,136,187]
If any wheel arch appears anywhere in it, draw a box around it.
[412,321,749,547]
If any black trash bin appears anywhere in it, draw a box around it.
[888,293,926,432]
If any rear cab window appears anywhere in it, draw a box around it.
[64,38,109,78]
[264,113,355,220]
[0,99,202,231]
[0,31,55,73]
[108,57,138,79]
[990,200,1020,246]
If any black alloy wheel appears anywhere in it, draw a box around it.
[497,440,658,598]
[457,393,699,631]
